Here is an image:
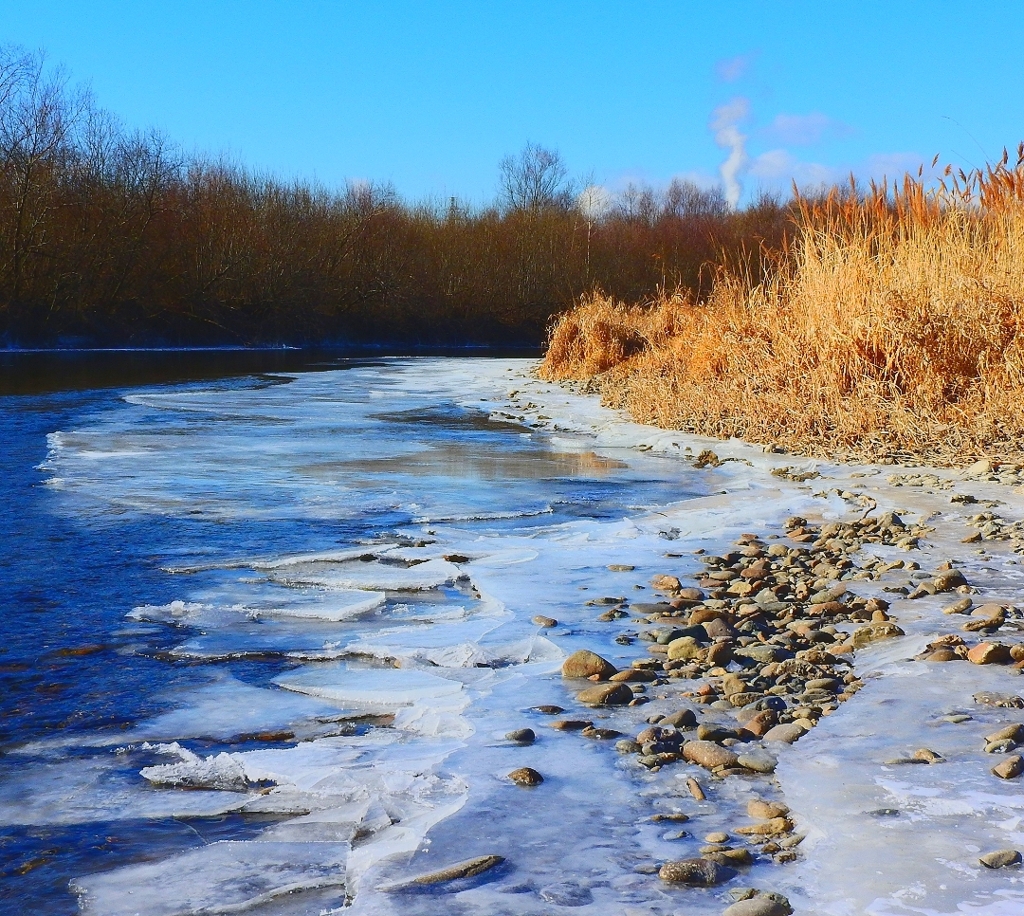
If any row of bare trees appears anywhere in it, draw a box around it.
[0,46,791,346]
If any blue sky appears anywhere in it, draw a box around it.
[2,1,1021,206]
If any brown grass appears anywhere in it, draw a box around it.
[540,150,1024,465]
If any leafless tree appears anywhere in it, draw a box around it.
[498,142,575,212]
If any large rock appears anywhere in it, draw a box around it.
[577,683,633,707]
[658,857,734,886]
[561,650,617,679]
[682,740,739,770]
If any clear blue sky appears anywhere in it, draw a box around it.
[2,1,1021,206]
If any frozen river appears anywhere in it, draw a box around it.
[4,355,1024,915]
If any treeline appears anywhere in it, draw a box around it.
[0,47,791,347]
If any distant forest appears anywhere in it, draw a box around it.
[0,47,792,347]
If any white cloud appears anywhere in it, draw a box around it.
[766,112,852,146]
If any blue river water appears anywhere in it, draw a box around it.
[0,352,703,916]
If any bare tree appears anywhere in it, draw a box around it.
[498,142,575,212]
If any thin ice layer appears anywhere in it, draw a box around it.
[72,840,349,916]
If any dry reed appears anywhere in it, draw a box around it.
[541,149,1024,465]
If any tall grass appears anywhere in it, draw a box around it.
[541,149,1024,464]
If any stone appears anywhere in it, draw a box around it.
[986,723,1024,744]
[706,848,754,867]
[934,569,968,591]
[610,668,657,682]
[658,857,735,886]
[737,750,778,773]
[851,623,905,648]
[723,896,794,916]
[551,719,592,730]
[667,636,704,661]
[682,740,739,770]
[532,705,564,714]
[735,817,792,836]
[925,648,958,662]
[762,723,807,744]
[943,597,973,615]
[532,615,558,628]
[506,728,535,744]
[980,849,1022,868]
[722,673,748,697]
[748,799,789,819]
[652,574,682,592]
[562,650,617,679]
[508,766,544,786]
[974,692,1024,708]
[993,755,1024,779]
[661,708,697,729]
[968,642,1013,665]
[382,854,505,890]
[578,683,634,707]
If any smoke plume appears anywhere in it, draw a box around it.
[711,97,749,209]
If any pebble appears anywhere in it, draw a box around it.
[748,799,789,819]
[737,750,778,773]
[987,723,1024,743]
[506,728,535,744]
[682,739,739,770]
[851,622,905,648]
[980,849,1022,868]
[762,723,806,744]
[561,650,617,679]
[993,755,1024,779]
[658,857,735,886]
[532,705,564,714]
[508,766,544,786]
[723,894,794,916]
[381,854,505,890]
[532,615,558,628]
[975,692,1024,708]
[578,683,634,707]
[551,719,592,731]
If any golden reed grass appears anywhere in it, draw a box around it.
[540,149,1024,465]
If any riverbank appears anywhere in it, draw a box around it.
[541,156,1024,467]
[481,365,1024,914]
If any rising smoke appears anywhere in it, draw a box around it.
[711,97,749,209]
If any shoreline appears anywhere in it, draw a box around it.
[453,365,1024,914]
